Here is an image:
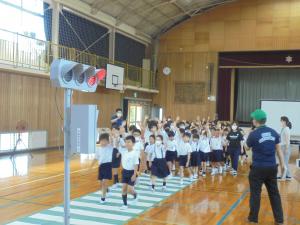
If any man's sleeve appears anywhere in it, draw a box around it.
[246,133,254,147]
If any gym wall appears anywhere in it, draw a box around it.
[156,0,300,120]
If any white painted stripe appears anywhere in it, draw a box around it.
[6,222,38,225]
[137,182,179,192]
[138,178,189,187]
[82,196,154,207]
[135,184,179,192]
[140,174,191,181]
[49,207,131,221]
[138,176,190,185]
[30,213,112,225]
[98,191,163,202]
[71,201,143,214]
[99,188,171,197]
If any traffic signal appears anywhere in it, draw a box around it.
[50,59,106,92]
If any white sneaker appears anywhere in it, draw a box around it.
[193,174,198,179]
[202,172,206,177]
[120,205,128,210]
[232,170,237,176]
[99,199,105,204]
[151,187,155,192]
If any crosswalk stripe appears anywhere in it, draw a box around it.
[30,213,113,225]
[136,182,179,192]
[140,174,191,181]
[106,188,172,197]
[138,176,191,185]
[10,173,195,225]
[6,222,38,225]
[97,191,163,202]
[49,206,131,221]
[82,196,154,207]
[138,178,190,187]
[70,201,143,214]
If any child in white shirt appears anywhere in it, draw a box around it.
[178,133,192,184]
[165,131,178,176]
[210,128,224,175]
[199,130,211,177]
[90,133,113,204]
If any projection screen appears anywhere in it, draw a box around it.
[261,100,300,137]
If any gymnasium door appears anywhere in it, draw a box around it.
[127,101,151,129]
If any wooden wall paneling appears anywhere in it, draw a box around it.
[157,0,300,120]
[0,71,122,148]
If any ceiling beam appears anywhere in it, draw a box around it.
[171,1,192,17]
[52,0,152,44]
[114,0,161,30]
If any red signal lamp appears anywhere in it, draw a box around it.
[96,69,106,81]
[87,75,97,87]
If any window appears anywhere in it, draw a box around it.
[128,104,143,129]
[0,0,45,40]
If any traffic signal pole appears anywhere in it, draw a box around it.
[64,88,72,225]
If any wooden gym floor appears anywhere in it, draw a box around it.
[0,149,299,225]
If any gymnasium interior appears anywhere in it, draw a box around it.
[0,0,300,224]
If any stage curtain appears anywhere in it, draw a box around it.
[236,68,300,122]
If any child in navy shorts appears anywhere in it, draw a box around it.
[210,128,224,175]
[111,126,121,188]
[119,135,139,210]
[190,133,200,179]
[90,133,113,204]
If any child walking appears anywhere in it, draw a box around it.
[119,135,139,209]
[178,133,192,184]
[91,133,113,204]
[150,135,170,191]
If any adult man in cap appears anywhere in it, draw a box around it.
[246,109,285,225]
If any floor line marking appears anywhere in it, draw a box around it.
[216,188,250,225]
[0,167,98,192]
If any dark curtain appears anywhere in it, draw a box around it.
[43,3,52,41]
[236,68,300,121]
[217,68,232,121]
[115,33,145,67]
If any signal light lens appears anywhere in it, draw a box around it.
[87,75,97,87]
[96,69,106,81]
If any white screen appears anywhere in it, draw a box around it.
[261,100,300,136]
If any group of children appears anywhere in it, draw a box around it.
[91,116,248,209]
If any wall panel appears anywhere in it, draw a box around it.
[157,0,300,120]
[0,71,121,148]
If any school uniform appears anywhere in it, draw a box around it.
[190,141,200,167]
[119,148,140,186]
[145,144,155,170]
[95,145,113,180]
[165,139,177,162]
[199,137,211,162]
[134,138,144,170]
[151,144,170,178]
[210,136,223,162]
[226,130,243,171]
[178,142,192,167]
[111,137,121,169]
